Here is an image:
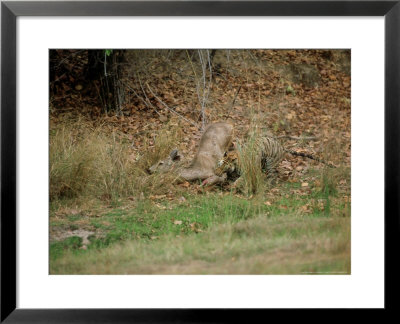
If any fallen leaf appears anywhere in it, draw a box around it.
[190,222,202,233]
[155,203,166,210]
[181,181,190,188]
[149,194,166,200]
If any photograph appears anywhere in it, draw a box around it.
[2,0,396,320]
[49,49,351,274]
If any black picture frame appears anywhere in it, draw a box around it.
[1,0,398,322]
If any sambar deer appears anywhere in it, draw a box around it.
[149,122,234,186]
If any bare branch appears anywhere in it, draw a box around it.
[276,135,318,140]
[197,49,212,129]
[122,80,161,117]
[145,82,199,128]
[226,85,242,117]
[136,74,162,116]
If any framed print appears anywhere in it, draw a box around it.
[1,0,398,322]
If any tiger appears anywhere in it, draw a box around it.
[215,135,334,182]
[215,137,284,181]
[215,150,240,181]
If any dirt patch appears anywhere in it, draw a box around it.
[50,229,95,246]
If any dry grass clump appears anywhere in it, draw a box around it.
[50,120,98,199]
[236,122,268,196]
[50,118,182,202]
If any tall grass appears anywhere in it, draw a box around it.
[236,122,268,196]
[50,118,182,203]
[50,122,98,199]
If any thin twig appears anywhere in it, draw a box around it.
[123,81,155,113]
[186,50,202,106]
[226,85,242,117]
[187,50,211,129]
[145,82,199,128]
[53,49,86,69]
[205,50,212,125]
[276,135,318,140]
[136,74,162,116]
[197,50,213,129]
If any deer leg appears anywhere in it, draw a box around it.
[201,173,227,186]
[232,176,243,189]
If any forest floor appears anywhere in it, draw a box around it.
[49,49,351,274]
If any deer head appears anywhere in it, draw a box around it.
[148,149,182,174]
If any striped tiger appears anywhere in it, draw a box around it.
[215,136,334,180]
[259,136,285,174]
[257,136,335,175]
[215,150,240,180]
[215,137,285,179]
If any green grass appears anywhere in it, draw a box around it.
[50,207,350,274]
[50,194,270,259]
[50,179,351,273]
[50,236,83,260]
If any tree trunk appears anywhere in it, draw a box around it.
[86,50,126,114]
